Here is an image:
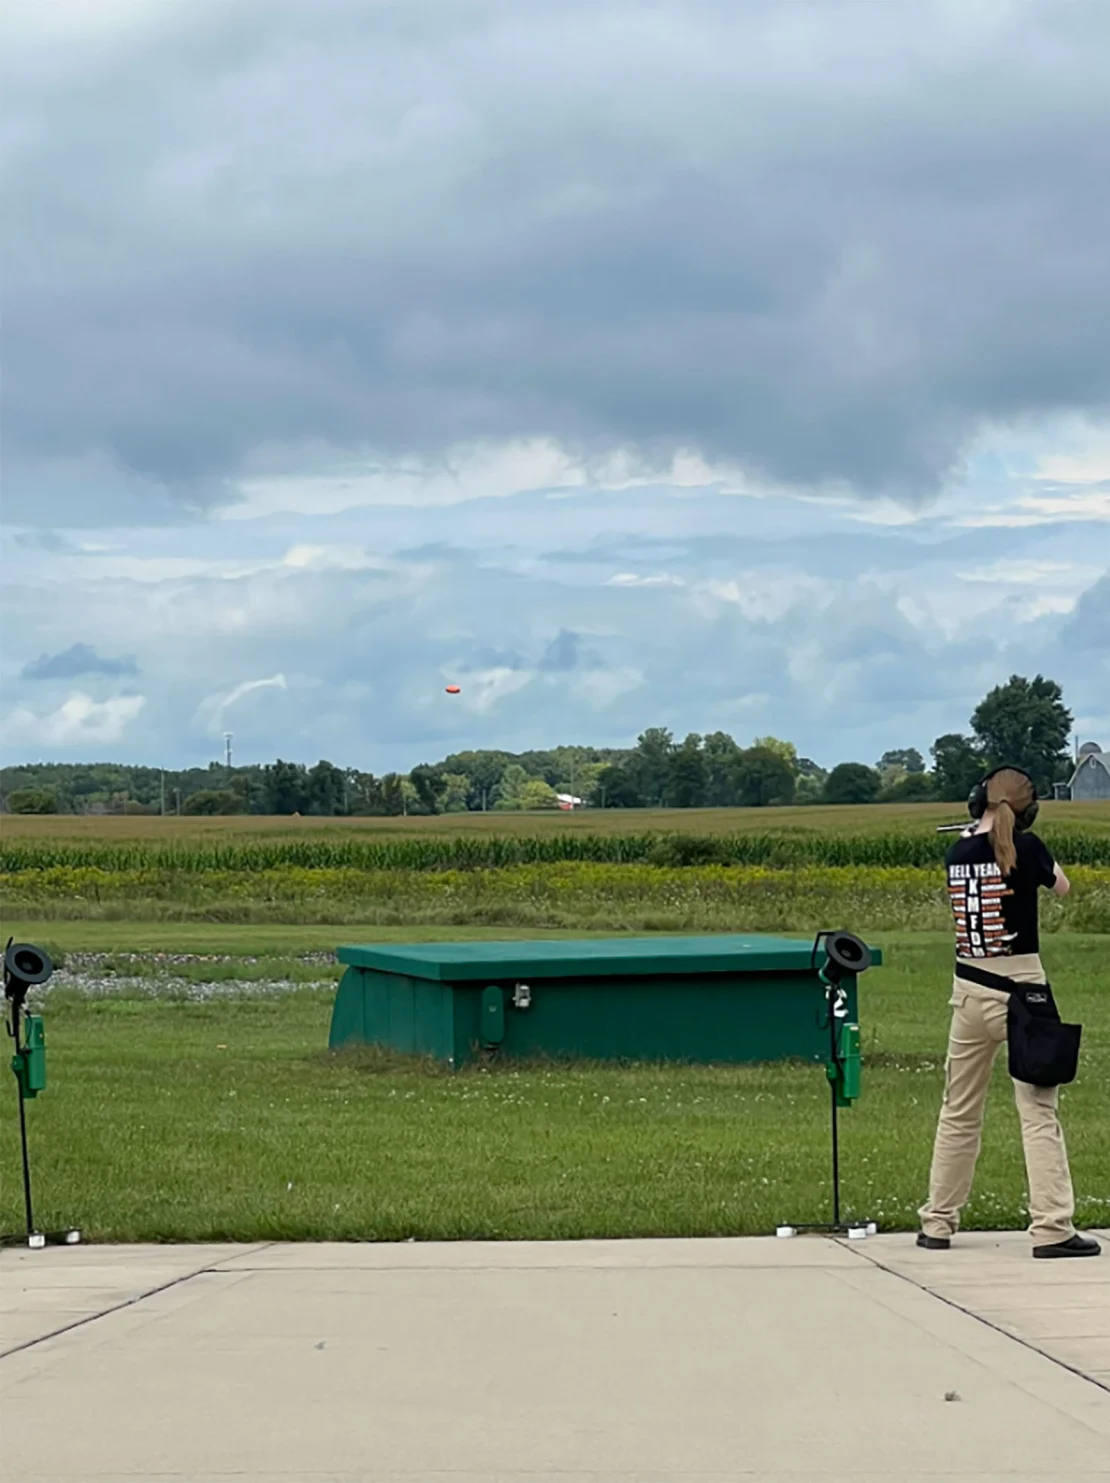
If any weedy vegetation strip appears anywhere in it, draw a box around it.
[5,862,1108,933]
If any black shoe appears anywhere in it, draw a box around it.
[1033,1234,1101,1259]
[916,1232,951,1250]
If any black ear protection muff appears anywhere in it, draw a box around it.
[967,764,1039,832]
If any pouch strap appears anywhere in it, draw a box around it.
[954,960,1050,996]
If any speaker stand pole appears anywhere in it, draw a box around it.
[1,1000,80,1252]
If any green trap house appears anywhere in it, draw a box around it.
[328,935,881,1069]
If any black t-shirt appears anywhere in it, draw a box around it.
[945,830,1057,958]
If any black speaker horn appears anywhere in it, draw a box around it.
[5,942,54,995]
[819,930,871,983]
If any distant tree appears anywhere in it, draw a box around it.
[513,749,554,784]
[380,773,406,816]
[824,763,881,805]
[971,674,1073,794]
[263,759,307,814]
[879,748,925,774]
[930,734,986,803]
[182,788,241,815]
[307,759,347,815]
[568,760,607,804]
[752,736,799,771]
[518,779,559,810]
[551,746,603,800]
[346,771,384,815]
[493,764,532,810]
[664,734,708,808]
[441,750,512,811]
[594,762,642,808]
[733,747,797,807]
[228,771,255,812]
[881,772,936,803]
[794,773,825,804]
[491,771,557,810]
[702,731,742,806]
[439,773,471,813]
[409,764,447,815]
[627,727,675,807]
[6,787,58,814]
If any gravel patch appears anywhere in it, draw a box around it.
[57,950,337,970]
[41,972,334,1001]
[32,952,337,1002]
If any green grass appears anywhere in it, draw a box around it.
[0,919,619,958]
[2,931,1106,1243]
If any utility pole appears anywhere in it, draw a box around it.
[160,769,165,817]
[224,733,233,782]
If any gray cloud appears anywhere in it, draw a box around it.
[2,480,1104,769]
[9,530,78,553]
[21,643,140,681]
[4,0,1110,519]
[538,630,598,673]
[1064,573,1110,650]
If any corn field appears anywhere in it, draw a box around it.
[2,826,1109,874]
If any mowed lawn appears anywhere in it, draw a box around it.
[2,928,1106,1244]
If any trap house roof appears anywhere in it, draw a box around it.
[336,935,883,983]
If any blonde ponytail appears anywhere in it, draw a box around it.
[985,766,1034,877]
[990,799,1017,877]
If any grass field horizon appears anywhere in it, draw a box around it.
[6,799,1110,841]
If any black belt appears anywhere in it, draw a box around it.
[954,960,1047,994]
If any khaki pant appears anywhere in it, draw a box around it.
[919,953,1075,1246]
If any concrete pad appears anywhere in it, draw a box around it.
[976,1309,1110,1339]
[211,1235,865,1270]
[0,1310,99,1343]
[2,1237,1109,1482]
[0,1244,267,1354]
[852,1227,1110,1392]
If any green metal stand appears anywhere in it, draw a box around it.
[776,931,876,1240]
[2,943,81,1251]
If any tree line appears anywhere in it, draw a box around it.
[1,674,1076,815]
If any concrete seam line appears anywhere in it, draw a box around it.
[0,1242,278,1362]
[836,1238,1110,1398]
[201,1259,854,1273]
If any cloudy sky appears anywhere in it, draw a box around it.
[2,0,1108,773]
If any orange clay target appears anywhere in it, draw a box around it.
[445,684,461,694]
